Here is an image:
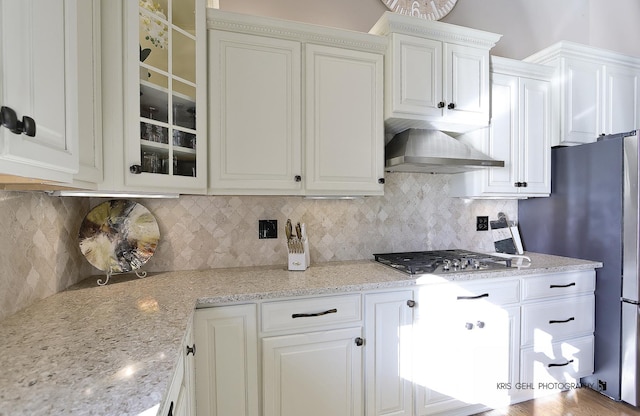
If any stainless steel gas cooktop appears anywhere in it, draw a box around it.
[373,249,512,275]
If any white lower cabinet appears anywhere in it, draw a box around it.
[261,294,364,416]
[160,323,196,416]
[514,270,596,402]
[364,290,415,416]
[192,270,596,416]
[194,304,259,416]
[262,327,363,416]
[520,335,594,390]
[414,279,520,415]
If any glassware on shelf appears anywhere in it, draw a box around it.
[186,107,196,130]
[142,151,159,173]
[155,125,166,143]
[173,130,183,146]
[143,122,154,141]
[173,102,183,127]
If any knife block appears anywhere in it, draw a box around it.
[287,252,307,271]
[287,237,309,271]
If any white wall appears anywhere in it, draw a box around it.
[218,0,640,59]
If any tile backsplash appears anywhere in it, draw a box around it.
[0,172,516,320]
[129,173,517,271]
[0,192,90,320]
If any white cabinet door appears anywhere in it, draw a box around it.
[389,33,442,118]
[160,323,196,416]
[415,282,520,415]
[124,0,207,192]
[208,30,302,194]
[444,43,490,127]
[305,44,384,195]
[263,327,363,416]
[364,291,414,416]
[484,72,519,194]
[519,77,551,195]
[561,58,603,144]
[182,324,196,416]
[605,64,640,135]
[194,304,259,416]
[0,0,79,181]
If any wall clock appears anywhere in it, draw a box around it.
[381,0,458,20]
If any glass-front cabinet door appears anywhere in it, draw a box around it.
[125,0,206,191]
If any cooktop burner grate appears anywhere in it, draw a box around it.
[373,249,512,275]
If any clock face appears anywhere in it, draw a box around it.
[381,0,458,20]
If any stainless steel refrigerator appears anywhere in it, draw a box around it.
[518,130,640,405]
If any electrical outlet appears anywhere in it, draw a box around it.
[476,216,489,231]
[259,220,278,239]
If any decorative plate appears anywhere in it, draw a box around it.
[78,200,160,274]
[380,0,458,20]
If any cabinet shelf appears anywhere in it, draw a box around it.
[140,81,196,129]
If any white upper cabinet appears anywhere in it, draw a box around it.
[208,10,386,196]
[208,30,303,193]
[99,0,207,194]
[605,63,640,136]
[0,0,87,183]
[369,12,501,134]
[451,57,553,198]
[525,41,640,146]
[304,44,384,195]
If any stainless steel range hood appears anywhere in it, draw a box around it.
[384,129,504,174]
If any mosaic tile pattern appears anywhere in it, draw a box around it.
[137,173,517,272]
[0,173,517,319]
[0,192,91,320]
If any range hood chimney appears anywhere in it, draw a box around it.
[384,129,504,174]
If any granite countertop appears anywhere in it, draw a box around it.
[0,252,601,416]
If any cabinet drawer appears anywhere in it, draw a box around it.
[521,335,594,385]
[521,294,594,346]
[418,279,519,308]
[261,294,362,333]
[521,270,595,301]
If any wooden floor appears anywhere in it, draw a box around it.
[474,388,640,416]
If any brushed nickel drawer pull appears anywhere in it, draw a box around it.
[457,293,489,300]
[292,308,337,318]
[549,317,575,324]
[548,359,574,368]
[550,282,576,288]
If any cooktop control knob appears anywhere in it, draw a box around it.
[442,259,451,271]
